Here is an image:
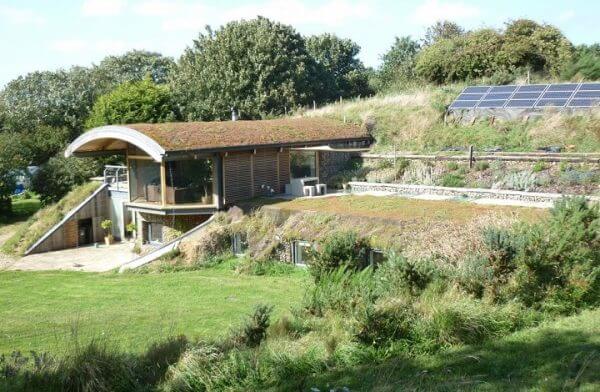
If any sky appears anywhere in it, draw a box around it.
[0,0,598,88]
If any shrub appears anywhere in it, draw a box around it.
[446,161,459,171]
[229,304,273,348]
[440,173,465,187]
[532,161,546,172]
[303,267,376,316]
[355,299,416,346]
[508,197,600,312]
[309,230,370,280]
[493,170,538,191]
[474,161,490,171]
[453,256,493,298]
[374,252,441,296]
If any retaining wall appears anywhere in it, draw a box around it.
[348,181,600,204]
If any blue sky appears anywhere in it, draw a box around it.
[0,0,598,88]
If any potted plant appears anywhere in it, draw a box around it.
[101,219,114,245]
[125,222,137,240]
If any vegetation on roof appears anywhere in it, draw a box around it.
[305,86,600,152]
[126,117,369,152]
[1,181,102,256]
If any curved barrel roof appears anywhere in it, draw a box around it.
[65,118,370,162]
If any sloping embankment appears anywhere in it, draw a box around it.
[1,182,103,256]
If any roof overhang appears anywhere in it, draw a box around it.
[65,125,166,162]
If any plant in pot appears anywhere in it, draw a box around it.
[101,219,114,245]
[125,222,137,241]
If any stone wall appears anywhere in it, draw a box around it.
[137,213,211,243]
[318,151,359,185]
[348,181,600,204]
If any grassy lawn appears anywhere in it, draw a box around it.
[266,195,546,224]
[307,308,600,391]
[0,197,41,227]
[0,267,307,354]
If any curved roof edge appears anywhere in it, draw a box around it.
[65,125,166,162]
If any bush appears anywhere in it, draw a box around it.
[508,198,600,312]
[303,267,376,316]
[453,256,493,298]
[532,161,546,172]
[474,161,490,171]
[493,170,538,191]
[355,299,415,346]
[446,161,459,171]
[440,173,465,187]
[309,230,370,280]
[374,252,441,296]
[229,304,273,348]
[31,155,101,204]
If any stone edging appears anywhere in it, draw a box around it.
[348,182,600,204]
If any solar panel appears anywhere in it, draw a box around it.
[542,91,572,99]
[449,82,600,112]
[579,83,600,91]
[512,92,541,99]
[463,86,490,93]
[506,99,536,108]
[478,100,505,108]
[449,101,478,109]
[569,99,600,107]
[537,99,568,107]
[547,84,578,92]
[575,91,600,98]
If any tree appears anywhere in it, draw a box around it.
[423,20,464,46]
[498,19,573,77]
[171,17,317,120]
[96,50,175,85]
[20,126,71,165]
[0,67,103,134]
[31,155,100,204]
[378,36,421,89]
[415,38,460,84]
[86,78,178,128]
[453,29,504,80]
[0,133,27,215]
[306,33,373,99]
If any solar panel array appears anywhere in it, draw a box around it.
[449,83,600,111]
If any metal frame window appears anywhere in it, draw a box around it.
[232,232,248,256]
[291,240,313,267]
[369,249,386,267]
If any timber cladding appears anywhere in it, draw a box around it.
[29,186,109,254]
[223,148,290,204]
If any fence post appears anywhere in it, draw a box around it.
[469,145,474,169]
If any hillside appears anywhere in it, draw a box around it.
[304,86,600,153]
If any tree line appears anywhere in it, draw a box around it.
[0,17,598,210]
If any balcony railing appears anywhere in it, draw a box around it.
[104,165,128,192]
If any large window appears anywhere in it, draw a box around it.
[129,160,161,202]
[165,158,213,205]
[290,151,317,178]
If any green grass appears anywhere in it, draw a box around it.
[306,87,600,153]
[1,182,100,255]
[302,308,600,391]
[0,197,41,226]
[0,267,307,354]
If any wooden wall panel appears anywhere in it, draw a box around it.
[278,148,290,193]
[223,152,253,204]
[253,149,279,196]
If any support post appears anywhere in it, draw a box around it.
[468,145,474,169]
[160,161,167,206]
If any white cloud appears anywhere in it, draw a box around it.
[559,10,575,22]
[131,0,373,32]
[0,5,46,25]
[82,0,126,16]
[412,0,481,25]
[50,39,87,53]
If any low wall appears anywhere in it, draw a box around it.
[348,181,600,204]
